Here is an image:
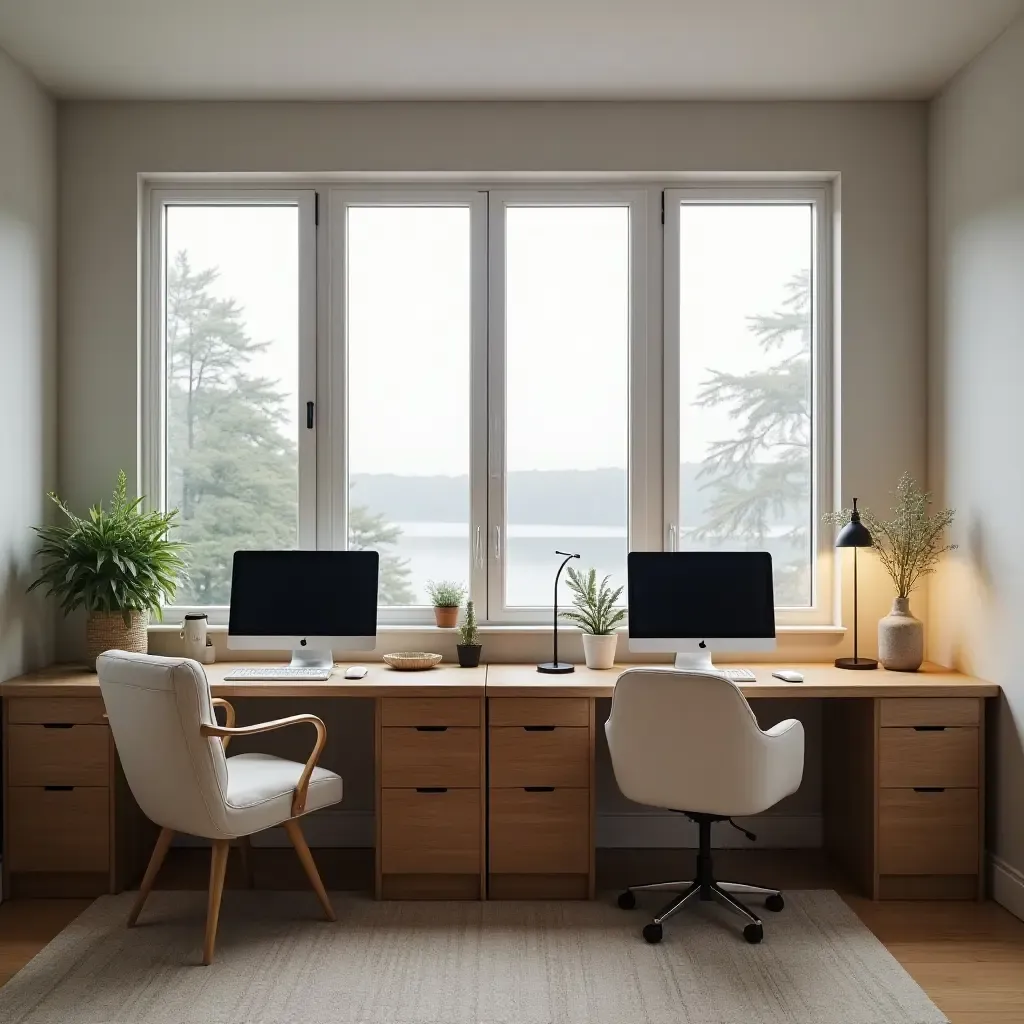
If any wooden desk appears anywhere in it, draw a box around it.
[1,661,998,903]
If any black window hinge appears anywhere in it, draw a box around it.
[314,192,319,226]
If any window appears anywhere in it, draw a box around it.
[145,181,830,626]
[663,187,831,621]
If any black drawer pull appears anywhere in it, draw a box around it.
[44,785,74,791]
[913,787,946,793]
[524,786,555,792]
[42,723,74,729]
[415,787,448,793]
[913,726,946,732]
[523,725,556,732]
[415,726,448,732]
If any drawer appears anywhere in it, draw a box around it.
[380,697,480,728]
[7,697,107,725]
[489,697,589,728]
[7,724,110,787]
[489,788,590,874]
[878,788,979,875]
[489,727,590,787]
[879,727,978,788]
[381,727,480,788]
[880,698,980,728]
[7,787,110,873]
[380,788,480,874]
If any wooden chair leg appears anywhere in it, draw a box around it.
[127,827,174,927]
[202,840,230,966]
[284,818,336,922]
[237,835,255,889]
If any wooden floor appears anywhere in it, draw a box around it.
[2,849,1023,1022]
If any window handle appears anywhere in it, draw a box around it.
[668,523,677,552]
[494,525,502,561]
[474,526,484,570]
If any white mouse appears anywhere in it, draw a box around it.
[344,666,368,679]
[771,669,804,683]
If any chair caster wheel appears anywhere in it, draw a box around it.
[743,923,763,944]
[617,890,636,910]
[642,923,663,944]
[764,893,785,913]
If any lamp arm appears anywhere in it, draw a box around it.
[551,550,580,668]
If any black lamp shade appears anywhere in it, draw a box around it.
[835,498,872,548]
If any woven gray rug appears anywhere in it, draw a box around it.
[0,890,946,1023]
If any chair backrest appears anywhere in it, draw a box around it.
[605,668,788,817]
[97,650,231,838]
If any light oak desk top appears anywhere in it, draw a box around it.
[0,661,997,700]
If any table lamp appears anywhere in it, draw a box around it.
[537,550,580,674]
[834,498,878,670]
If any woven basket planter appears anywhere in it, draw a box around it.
[85,610,149,670]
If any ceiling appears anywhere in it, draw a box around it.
[0,0,1021,101]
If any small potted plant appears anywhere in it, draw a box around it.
[29,471,188,670]
[456,600,482,668]
[426,579,466,628]
[562,567,626,670]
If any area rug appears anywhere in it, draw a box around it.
[0,890,946,1024]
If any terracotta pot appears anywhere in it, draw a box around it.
[85,610,149,671]
[582,632,618,670]
[434,606,459,628]
[878,597,923,671]
[457,644,482,668]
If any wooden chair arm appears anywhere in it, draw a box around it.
[200,714,327,817]
[210,698,236,749]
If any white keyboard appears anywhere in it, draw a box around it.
[720,668,756,682]
[222,666,333,681]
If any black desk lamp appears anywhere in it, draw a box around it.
[537,550,580,674]
[835,498,877,670]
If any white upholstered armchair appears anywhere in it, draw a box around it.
[97,651,343,964]
[606,668,804,944]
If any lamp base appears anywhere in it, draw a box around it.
[834,656,878,671]
[537,662,575,674]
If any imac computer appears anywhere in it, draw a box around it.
[226,550,379,679]
[627,551,776,672]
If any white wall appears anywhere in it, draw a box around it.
[0,48,56,681]
[929,15,1024,918]
[58,100,928,667]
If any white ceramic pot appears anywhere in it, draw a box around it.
[878,597,924,671]
[582,632,618,670]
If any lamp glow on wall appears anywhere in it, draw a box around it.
[835,498,878,670]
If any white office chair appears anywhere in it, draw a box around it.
[605,668,804,944]
[97,651,343,965]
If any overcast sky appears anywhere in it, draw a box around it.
[166,199,810,478]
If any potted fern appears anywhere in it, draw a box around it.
[426,579,466,628]
[29,471,187,669]
[456,600,482,668]
[562,567,626,670]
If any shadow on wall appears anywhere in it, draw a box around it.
[0,544,52,680]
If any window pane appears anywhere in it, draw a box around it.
[505,206,630,607]
[165,205,300,605]
[678,203,814,606]
[346,207,471,606]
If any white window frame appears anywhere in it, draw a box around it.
[486,188,650,624]
[662,184,834,625]
[142,187,318,624]
[325,187,488,625]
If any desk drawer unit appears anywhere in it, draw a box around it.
[876,697,983,900]
[2,697,115,898]
[487,697,594,900]
[375,696,485,900]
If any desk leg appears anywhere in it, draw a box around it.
[374,697,382,900]
[589,697,596,900]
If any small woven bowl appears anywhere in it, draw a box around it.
[383,652,443,671]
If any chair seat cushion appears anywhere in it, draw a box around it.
[224,753,343,837]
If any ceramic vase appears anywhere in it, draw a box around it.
[581,633,618,670]
[878,597,923,671]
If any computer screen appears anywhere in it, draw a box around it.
[228,550,379,640]
[627,551,775,642]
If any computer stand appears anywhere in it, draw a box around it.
[674,650,716,672]
[288,647,334,670]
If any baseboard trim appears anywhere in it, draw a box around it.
[992,855,1024,922]
[596,813,822,849]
